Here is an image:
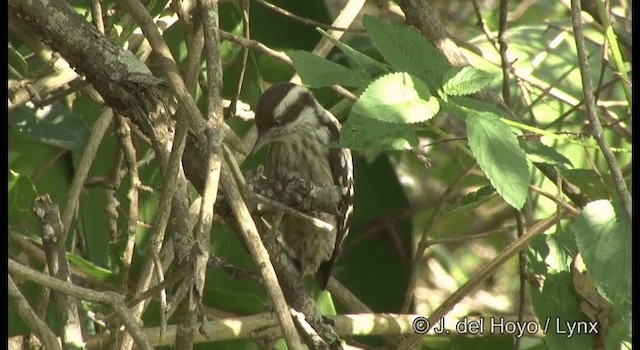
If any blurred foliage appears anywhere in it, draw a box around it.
[8,0,631,349]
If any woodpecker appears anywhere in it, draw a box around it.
[252,82,354,289]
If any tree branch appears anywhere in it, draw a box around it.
[570,0,631,221]
[8,276,61,350]
[9,259,154,350]
[32,195,84,349]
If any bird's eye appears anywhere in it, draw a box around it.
[273,119,281,126]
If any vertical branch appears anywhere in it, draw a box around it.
[172,0,225,348]
[514,209,526,350]
[201,0,224,117]
[570,0,631,221]
[219,161,305,349]
[119,117,190,350]
[231,0,249,107]
[115,116,141,290]
[90,0,104,33]
[182,2,204,94]
[498,0,511,106]
[33,195,84,349]
[105,150,124,243]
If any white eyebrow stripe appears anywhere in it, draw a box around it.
[274,85,308,119]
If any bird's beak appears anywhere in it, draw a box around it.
[251,127,283,155]
[251,132,269,156]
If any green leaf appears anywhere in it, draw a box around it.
[519,139,573,169]
[162,21,189,66]
[442,66,494,96]
[572,200,631,303]
[447,96,512,119]
[9,170,39,233]
[341,112,418,151]
[605,304,632,350]
[288,50,365,88]
[67,254,119,284]
[219,3,246,65]
[466,112,529,209]
[445,185,496,213]
[362,15,450,90]
[526,226,579,279]
[9,45,28,76]
[9,152,19,165]
[9,105,90,152]
[316,28,388,80]
[530,272,597,350]
[351,72,439,124]
[563,169,617,200]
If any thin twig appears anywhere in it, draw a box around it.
[9,69,80,111]
[218,30,357,101]
[61,109,114,235]
[150,253,169,342]
[248,192,335,233]
[498,0,511,106]
[397,213,568,349]
[593,0,631,105]
[8,233,119,291]
[252,0,365,33]
[470,0,499,52]
[327,277,372,313]
[231,0,250,110]
[580,134,611,198]
[31,79,89,109]
[219,29,291,65]
[528,185,581,216]
[425,223,522,246]
[401,164,474,313]
[208,255,260,281]
[543,79,618,129]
